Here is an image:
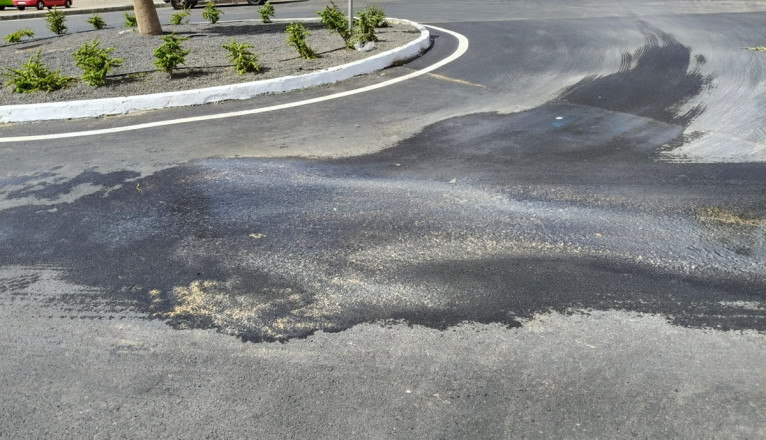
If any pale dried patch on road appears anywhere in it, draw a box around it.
[696,206,763,227]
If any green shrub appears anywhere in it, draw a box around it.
[285,22,316,60]
[746,46,766,52]
[123,11,137,27]
[72,39,123,87]
[222,39,260,74]
[317,1,352,49]
[169,7,191,25]
[363,4,387,27]
[87,14,107,30]
[153,33,190,77]
[2,50,71,93]
[45,7,67,35]
[3,28,34,44]
[258,1,274,23]
[201,1,222,24]
[353,8,378,44]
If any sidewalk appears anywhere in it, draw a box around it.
[0,0,170,20]
[0,0,276,20]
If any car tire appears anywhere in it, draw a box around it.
[247,0,265,5]
[170,0,185,9]
[36,0,44,9]
[64,0,70,7]
[17,5,25,9]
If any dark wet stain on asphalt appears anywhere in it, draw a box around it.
[1,25,765,342]
[4,169,141,201]
[557,22,713,126]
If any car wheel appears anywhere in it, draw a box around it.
[17,5,25,9]
[246,0,265,5]
[36,0,44,9]
[170,0,185,9]
[64,0,70,7]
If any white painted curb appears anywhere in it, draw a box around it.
[0,18,430,123]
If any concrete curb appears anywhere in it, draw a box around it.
[0,18,430,123]
[0,2,169,20]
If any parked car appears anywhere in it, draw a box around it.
[165,0,263,10]
[11,0,70,10]
[0,0,14,10]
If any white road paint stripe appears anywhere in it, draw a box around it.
[0,25,468,143]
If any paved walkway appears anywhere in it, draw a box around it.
[0,0,169,20]
[0,0,266,19]
[48,0,135,8]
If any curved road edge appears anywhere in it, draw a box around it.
[0,24,469,143]
[0,17,430,124]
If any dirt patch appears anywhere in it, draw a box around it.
[696,207,762,227]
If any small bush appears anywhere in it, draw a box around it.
[72,39,123,87]
[353,8,378,44]
[258,1,274,23]
[3,28,34,44]
[153,33,190,77]
[746,46,766,52]
[169,7,191,25]
[201,1,222,24]
[45,7,67,35]
[285,22,316,60]
[86,14,107,30]
[123,11,137,27]
[2,50,71,93]
[222,39,260,74]
[363,4,387,28]
[317,1,352,49]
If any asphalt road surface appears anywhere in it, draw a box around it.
[2,0,766,438]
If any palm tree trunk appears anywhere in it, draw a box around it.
[133,0,163,36]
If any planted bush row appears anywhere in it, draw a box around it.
[1,3,389,94]
[1,34,256,93]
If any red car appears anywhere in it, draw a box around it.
[12,0,70,11]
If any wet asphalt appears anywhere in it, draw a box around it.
[2,0,766,438]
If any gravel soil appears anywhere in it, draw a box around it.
[0,21,421,105]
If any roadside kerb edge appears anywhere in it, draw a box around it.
[0,24,466,142]
[0,18,430,123]
[0,3,169,20]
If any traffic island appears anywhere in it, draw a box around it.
[0,18,430,122]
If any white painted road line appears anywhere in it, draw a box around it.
[0,25,468,143]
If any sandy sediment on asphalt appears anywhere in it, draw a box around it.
[0,21,420,105]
